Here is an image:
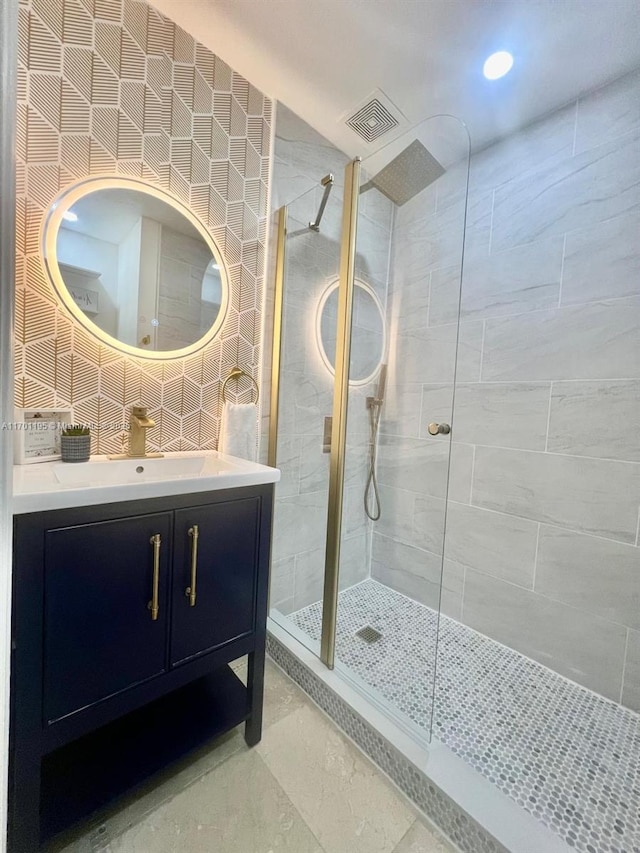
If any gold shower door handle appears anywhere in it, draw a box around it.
[148,534,161,621]
[428,422,451,435]
[186,525,199,607]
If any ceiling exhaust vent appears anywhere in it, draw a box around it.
[344,89,407,145]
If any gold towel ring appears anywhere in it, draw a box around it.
[221,367,259,404]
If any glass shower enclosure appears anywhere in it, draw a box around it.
[266,67,640,853]
[267,114,471,744]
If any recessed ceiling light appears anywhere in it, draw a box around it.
[62,211,78,222]
[483,51,514,80]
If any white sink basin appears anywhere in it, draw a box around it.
[52,455,214,485]
[13,450,280,514]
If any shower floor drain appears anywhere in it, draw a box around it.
[355,625,382,644]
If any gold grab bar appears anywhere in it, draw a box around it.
[148,534,161,620]
[186,525,199,607]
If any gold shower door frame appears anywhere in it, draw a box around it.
[269,157,362,668]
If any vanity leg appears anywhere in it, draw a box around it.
[9,754,41,853]
[244,646,265,747]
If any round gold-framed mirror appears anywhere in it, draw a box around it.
[43,177,229,360]
[316,278,387,385]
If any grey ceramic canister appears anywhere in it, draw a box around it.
[60,433,91,463]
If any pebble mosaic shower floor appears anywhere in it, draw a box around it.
[288,579,640,853]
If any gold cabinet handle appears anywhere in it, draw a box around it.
[148,534,161,620]
[186,525,199,607]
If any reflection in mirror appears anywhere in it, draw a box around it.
[49,182,226,354]
[317,280,386,384]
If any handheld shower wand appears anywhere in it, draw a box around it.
[364,364,387,521]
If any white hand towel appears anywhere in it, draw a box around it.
[219,402,258,461]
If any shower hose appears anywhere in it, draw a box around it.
[364,399,383,521]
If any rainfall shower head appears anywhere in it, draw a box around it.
[360,139,445,206]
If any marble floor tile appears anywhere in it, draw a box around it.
[49,660,439,853]
[108,749,324,853]
[230,658,308,732]
[257,703,416,853]
[48,729,246,852]
[261,658,309,729]
[393,819,455,852]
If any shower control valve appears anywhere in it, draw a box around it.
[428,422,451,436]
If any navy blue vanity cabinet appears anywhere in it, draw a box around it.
[9,484,273,853]
[43,513,173,725]
[171,497,260,666]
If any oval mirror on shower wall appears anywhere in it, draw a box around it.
[43,177,229,360]
[316,279,386,385]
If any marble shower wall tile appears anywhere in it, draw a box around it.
[561,211,640,306]
[374,484,420,546]
[427,265,462,327]
[547,380,640,462]
[370,532,443,609]
[342,482,371,540]
[472,446,640,544]
[370,484,445,557]
[293,547,326,612]
[417,385,454,439]
[277,368,331,437]
[481,297,640,382]
[491,125,640,252]
[622,629,640,712]
[398,194,467,276]
[460,189,494,258]
[574,67,640,155]
[299,434,331,494]
[378,435,449,500]
[444,502,538,587]
[356,218,394,288]
[277,130,349,202]
[439,560,466,621]
[339,532,371,590]
[413,493,447,556]
[270,556,295,613]
[388,266,431,336]
[447,442,475,504]
[381,382,429,438]
[468,101,577,195]
[535,525,640,629]
[272,490,328,563]
[430,237,564,326]
[272,155,318,209]
[394,320,483,384]
[433,382,551,451]
[275,434,303,497]
[462,569,628,701]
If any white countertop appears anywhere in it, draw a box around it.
[12,451,280,514]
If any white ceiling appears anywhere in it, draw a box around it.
[150,0,640,155]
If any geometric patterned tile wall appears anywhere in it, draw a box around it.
[16,0,272,454]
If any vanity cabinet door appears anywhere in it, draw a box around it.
[43,512,172,725]
[170,497,260,666]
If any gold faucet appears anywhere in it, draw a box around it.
[109,405,164,460]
